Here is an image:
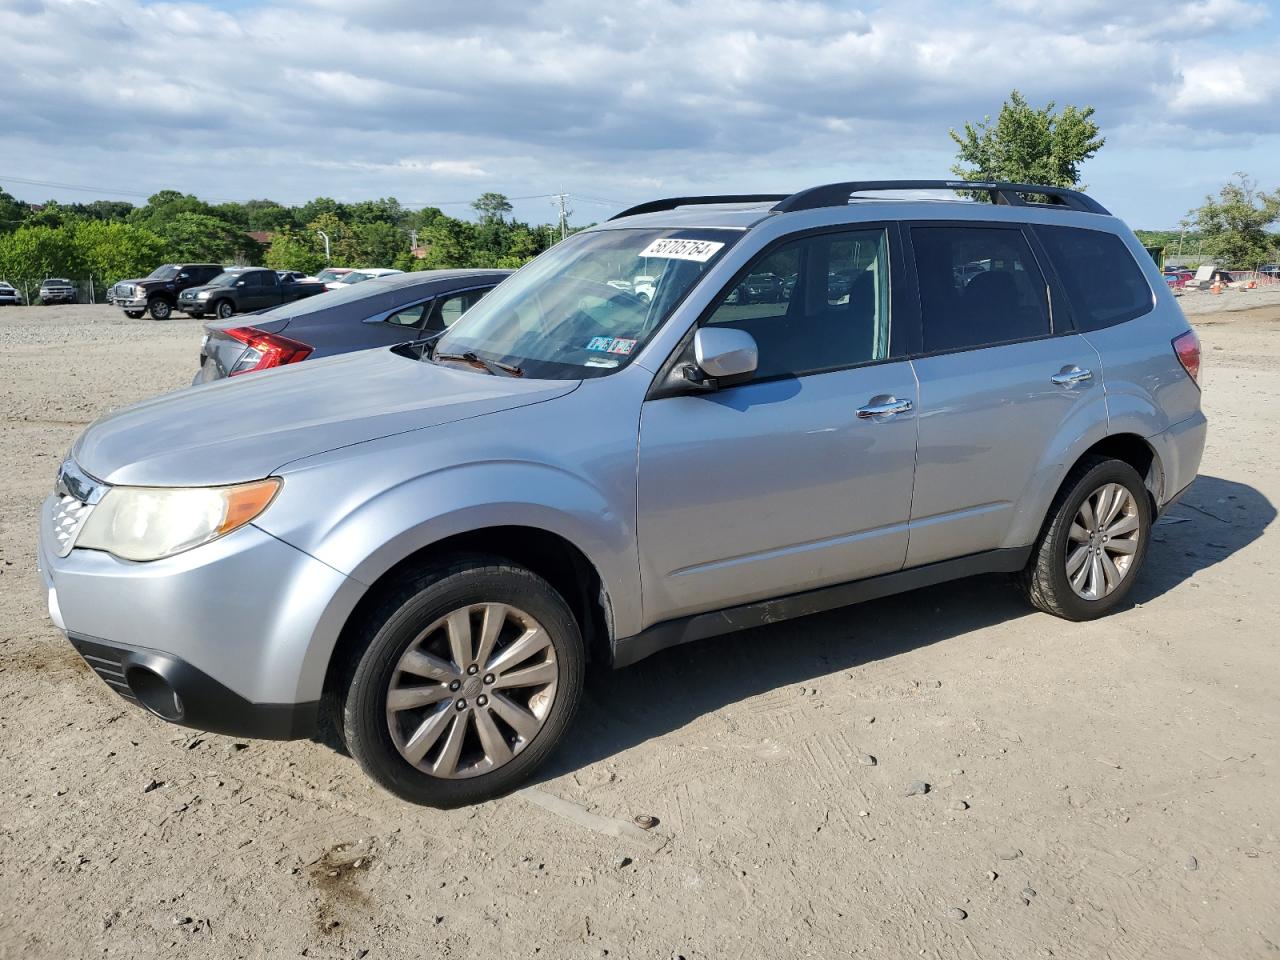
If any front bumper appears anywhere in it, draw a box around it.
[116,296,148,310]
[176,299,208,315]
[37,494,365,739]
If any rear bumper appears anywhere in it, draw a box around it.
[1149,411,1207,509]
[67,633,319,739]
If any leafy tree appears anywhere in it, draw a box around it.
[128,190,218,234]
[211,202,251,230]
[264,228,326,275]
[413,218,476,269]
[72,221,168,285]
[0,225,86,288]
[350,220,409,266]
[24,201,83,229]
[0,187,28,234]
[295,197,349,228]
[472,192,513,224]
[1187,173,1280,268]
[157,212,262,264]
[75,200,134,222]
[348,197,406,227]
[241,199,296,233]
[950,89,1105,189]
[305,212,357,265]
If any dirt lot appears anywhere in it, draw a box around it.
[0,301,1277,960]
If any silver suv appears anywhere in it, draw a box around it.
[37,180,1206,806]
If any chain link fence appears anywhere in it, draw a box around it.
[0,275,116,305]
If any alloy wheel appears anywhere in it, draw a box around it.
[1065,482,1141,600]
[385,603,558,779]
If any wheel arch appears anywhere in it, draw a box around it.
[147,291,176,306]
[320,524,615,702]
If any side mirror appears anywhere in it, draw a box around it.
[692,327,758,382]
[235,280,246,287]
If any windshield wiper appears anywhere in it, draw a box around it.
[434,351,524,377]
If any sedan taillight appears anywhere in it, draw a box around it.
[1172,329,1201,387]
[224,326,313,376]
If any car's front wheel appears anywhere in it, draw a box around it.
[214,300,234,320]
[148,298,172,321]
[340,557,584,807]
[1019,456,1152,620]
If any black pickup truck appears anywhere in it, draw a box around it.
[113,263,224,320]
[176,267,327,320]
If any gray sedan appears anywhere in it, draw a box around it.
[194,269,512,382]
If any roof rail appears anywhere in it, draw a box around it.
[772,180,1109,215]
[609,194,789,221]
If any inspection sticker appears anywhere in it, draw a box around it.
[637,238,725,262]
[607,338,637,355]
[586,336,613,352]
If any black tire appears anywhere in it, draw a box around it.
[339,556,585,807]
[147,298,172,321]
[1018,456,1152,620]
[215,300,234,320]
[124,310,144,319]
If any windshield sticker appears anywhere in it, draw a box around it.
[586,336,638,355]
[585,357,620,368]
[637,238,725,262]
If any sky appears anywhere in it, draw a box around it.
[1,0,1278,229]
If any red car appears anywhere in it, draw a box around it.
[1163,269,1194,289]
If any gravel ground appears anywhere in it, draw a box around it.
[1,304,1277,959]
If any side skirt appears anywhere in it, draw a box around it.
[611,546,1032,668]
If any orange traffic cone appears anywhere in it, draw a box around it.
[1211,279,1222,295]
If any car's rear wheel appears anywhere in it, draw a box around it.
[1019,456,1152,620]
[215,300,234,320]
[147,298,172,321]
[340,557,584,807]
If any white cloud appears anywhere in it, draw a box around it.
[0,0,1276,226]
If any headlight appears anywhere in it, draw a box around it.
[75,478,280,561]
[197,290,211,299]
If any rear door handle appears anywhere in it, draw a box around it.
[1051,366,1093,387]
[856,397,913,419]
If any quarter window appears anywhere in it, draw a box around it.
[386,303,427,327]
[704,228,891,379]
[1036,225,1153,331]
[429,289,489,331]
[911,226,1050,353]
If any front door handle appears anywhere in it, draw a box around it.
[856,396,913,419]
[1051,366,1093,387]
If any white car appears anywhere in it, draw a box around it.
[325,268,403,291]
[631,275,657,302]
[0,281,22,305]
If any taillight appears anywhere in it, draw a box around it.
[224,326,313,376]
[1172,329,1201,387]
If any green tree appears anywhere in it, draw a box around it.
[295,197,349,228]
[1187,173,1280,269]
[350,220,409,266]
[24,201,83,229]
[950,89,1105,189]
[264,228,326,275]
[0,225,85,289]
[472,192,513,224]
[413,218,476,269]
[72,221,168,287]
[348,197,406,227]
[241,199,296,233]
[157,213,262,264]
[0,187,28,234]
[128,190,218,234]
[75,200,134,222]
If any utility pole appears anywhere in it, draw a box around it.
[315,229,331,264]
[551,194,572,241]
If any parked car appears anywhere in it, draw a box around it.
[1259,263,1279,279]
[0,281,22,305]
[312,268,355,284]
[1162,268,1194,290]
[194,269,511,382]
[325,268,403,291]
[38,278,77,305]
[37,180,1205,808]
[632,274,657,301]
[276,270,310,283]
[113,264,225,320]
[175,267,327,320]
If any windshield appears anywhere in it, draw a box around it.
[315,269,347,282]
[207,272,244,287]
[339,272,372,284]
[146,264,179,281]
[432,228,738,379]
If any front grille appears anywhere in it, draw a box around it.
[67,637,136,703]
[50,495,93,557]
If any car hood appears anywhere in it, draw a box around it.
[73,348,579,487]
[180,284,230,297]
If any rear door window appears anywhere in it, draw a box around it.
[1035,225,1153,331]
[911,226,1050,353]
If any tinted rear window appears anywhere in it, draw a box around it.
[911,226,1050,353]
[1036,226,1153,331]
